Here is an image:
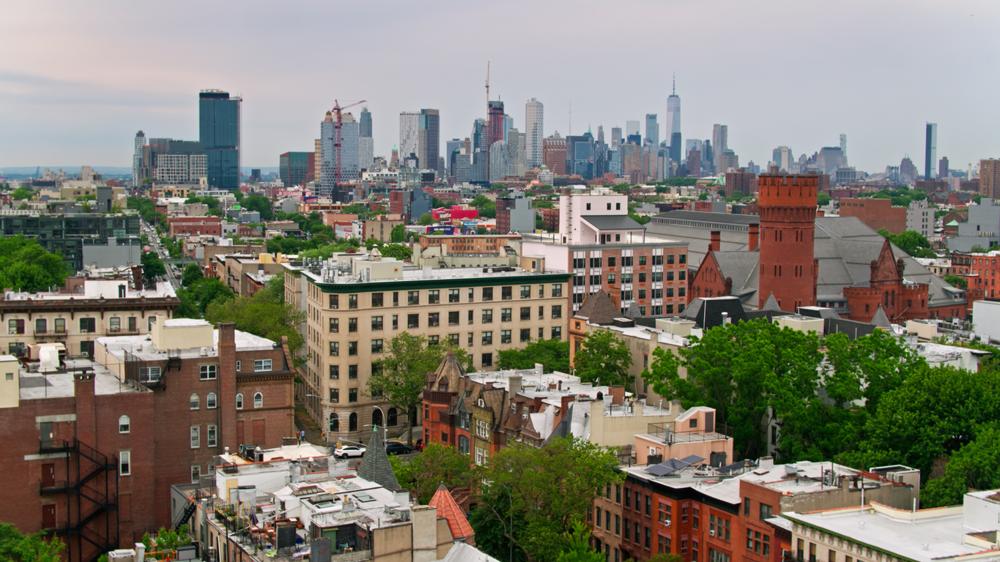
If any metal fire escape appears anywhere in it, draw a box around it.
[39,439,120,562]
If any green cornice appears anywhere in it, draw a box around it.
[311,273,571,293]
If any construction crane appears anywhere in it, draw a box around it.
[330,99,366,186]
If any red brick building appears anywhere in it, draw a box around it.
[757,175,818,311]
[843,240,930,323]
[543,136,568,175]
[0,320,295,561]
[838,198,907,234]
[952,251,1000,299]
[168,216,223,237]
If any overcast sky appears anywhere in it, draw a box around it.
[2,0,998,173]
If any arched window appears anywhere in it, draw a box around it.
[235,393,244,410]
[189,393,200,410]
[372,408,384,428]
[118,415,131,434]
[387,408,398,427]
[206,392,217,409]
[253,392,263,409]
[329,413,339,432]
[349,413,358,432]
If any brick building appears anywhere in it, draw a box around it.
[838,198,907,234]
[543,135,568,175]
[0,319,294,561]
[952,251,1000,299]
[757,174,818,310]
[724,170,757,197]
[842,240,931,322]
[168,216,223,237]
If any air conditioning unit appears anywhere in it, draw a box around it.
[709,529,716,537]
[664,518,671,527]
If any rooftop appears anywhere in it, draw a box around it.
[19,359,147,400]
[3,279,176,301]
[464,367,612,404]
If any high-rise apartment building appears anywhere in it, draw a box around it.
[772,146,794,172]
[399,112,420,163]
[525,98,544,168]
[319,111,359,200]
[839,132,848,164]
[279,151,314,187]
[487,101,505,148]
[712,124,728,174]
[925,122,938,180]
[981,159,1000,199]
[611,127,623,147]
[132,131,146,187]
[644,114,659,148]
[543,134,568,175]
[939,156,949,180]
[283,253,569,442]
[198,90,241,189]
[418,109,440,174]
[358,107,374,170]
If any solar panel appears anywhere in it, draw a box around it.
[645,463,676,477]
[680,454,705,466]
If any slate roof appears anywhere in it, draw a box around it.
[574,291,619,324]
[429,484,475,543]
[581,214,645,230]
[357,429,401,492]
[713,251,760,304]
[682,297,748,328]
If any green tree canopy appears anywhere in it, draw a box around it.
[498,339,570,373]
[574,330,632,387]
[555,520,604,562]
[241,194,274,220]
[180,263,204,287]
[470,194,497,218]
[390,224,407,243]
[390,443,481,504]
[0,523,64,562]
[377,243,412,261]
[205,276,303,359]
[176,278,234,318]
[141,251,167,283]
[11,186,34,200]
[470,437,622,562]
[922,423,1000,507]
[417,212,434,226]
[369,334,469,443]
[878,229,936,258]
[0,236,68,292]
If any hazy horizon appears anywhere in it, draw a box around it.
[2,0,998,173]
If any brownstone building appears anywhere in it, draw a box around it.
[838,197,907,234]
[0,319,295,561]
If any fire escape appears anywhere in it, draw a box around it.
[39,439,119,562]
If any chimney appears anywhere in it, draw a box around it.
[748,224,759,252]
[74,372,97,446]
[609,385,625,405]
[709,230,721,252]
[509,375,522,397]
[218,323,239,450]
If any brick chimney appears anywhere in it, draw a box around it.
[609,385,625,405]
[218,323,239,450]
[709,231,721,253]
[748,224,760,252]
[74,372,97,446]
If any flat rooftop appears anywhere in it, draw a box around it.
[3,280,176,301]
[19,359,147,400]
[465,368,611,403]
[293,261,563,286]
[97,328,276,362]
[783,505,983,562]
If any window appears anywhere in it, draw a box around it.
[207,424,218,447]
[482,331,493,345]
[371,339,384,354]
[387,407,398,426]
[109,316,121,333]
[482,287,493,301]
[449,289,460,303]
[371,316,383,330]
[348,341,358,356]
[348,294,358,309]
[502,286,513,300]
[372,293,384,307]
[759,503,772,520]
[481,352,493,367]
[458,435,470,454]
[501,308,512,322]
[206,392,217,409]
[349,365,358,379]
[253,359,272,372]
[520,307,530,320]
[329,295,339,309]
[190,426,200,448]
[118,415,131,434]
[8,319,24,335]
[253,392,263,408]
[330,389,340,403]
[552,326,562,339]
[349,388,358,403]
[54,318,65,333]
[189,393,200,410]
[482,309,493,323]
[199,364,217,380]
[349,413,358,431]
[429,290,440,304]
[329,342,340,356]
[552,284,563,297]
[235,360,241,372]
[191,464,201,483]
[119,450,131,476]
[552,305,562,319]
[408,314,419,329]
[429,313,440,327]
[329,413,339,432]
[449,311,460,325]
[475,447,488,466]
[408,291,419,305]
[35,318,47,334]
[520,328,530,342]
[348,318,358,333]
[79,318,95,334]
[476,419,490,439]
[140,366,161,383]
[501,330,512,344]
[743,497,751,516]
[235,393,244,409]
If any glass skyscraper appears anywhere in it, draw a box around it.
[199,90,241,189]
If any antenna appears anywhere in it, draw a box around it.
[485,61,491,108]
[568,100,572,136]
[672,73,676,95]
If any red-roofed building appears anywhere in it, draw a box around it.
[428,485,475,545]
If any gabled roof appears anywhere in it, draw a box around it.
[441,542,500,562]
[574,291,618,325]
[683,297,747,328]
[357,429,401,492]
[581,214,645,231]
[761,293,781,312]
[429,484,475,543]
[871,306,892,329]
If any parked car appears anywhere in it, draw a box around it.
[334,445,366,459]
[385,442,413,456]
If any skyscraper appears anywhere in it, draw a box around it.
[611,127,623,147]
[445,138,463,175]
[359,108,374,170]
[418,109,440,174]
[644,114,659,148]
[132,130,146,187]
[319,111,359,200]
[198,89,241,189]
[771,146,794,173]
[525,98,544,168]
[939,156,949,180]
[487,101,505,147]
[625,120,640,139]
[666,78,682,163]
[712,124,728,174]
[925,123,938,180]
[399,112,420,163]
[839,133,848,165]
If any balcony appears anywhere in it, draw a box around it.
[39,439,75,454]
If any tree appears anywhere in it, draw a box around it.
[922,423,1000,507]
[470,194,497,218]
[0,523,64,562]
[555,520,604,562]
[574,330,632,387]
[141,251,167,283]
[176,278,233,318]
[817,192,831,206]
[390,443,480,503]
[378,243,412,261]
[0,236,68,292]
[470,438,622,562]
[877,229,936,258]
[944,274,967,289]
[498,339,570,373]
[417,212,434,226]
[369,334,469,443]
[241,194,274,220]
[390,224,407,243]
[11,186,34,200]
[181,263,204,287]
[205,277,304,360]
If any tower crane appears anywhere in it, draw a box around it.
[330,99,366,186]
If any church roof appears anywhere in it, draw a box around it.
[429,485,475,542]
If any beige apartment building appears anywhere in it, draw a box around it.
[283,250,570,444]
[0,277,179,358]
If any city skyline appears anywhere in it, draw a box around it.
[1,0,998,173]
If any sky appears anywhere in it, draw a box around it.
[1,0,998,174]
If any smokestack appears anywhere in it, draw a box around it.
[709,230,721,253]
[748,224,759,252]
